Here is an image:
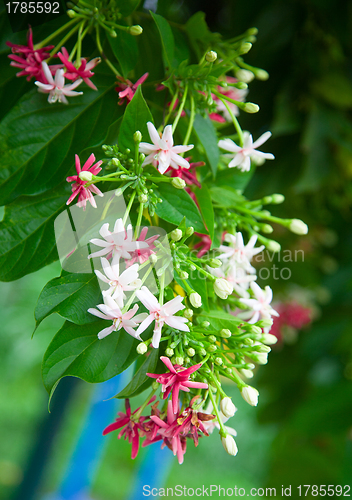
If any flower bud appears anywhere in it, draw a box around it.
[66,9,76,17]
[253,352,268,365]
[185,226,194,236]
[165,347,174,357]
[205,50,217,62]
[79,171,93,182]
[115,188,124,197]
[220,328,231,338]
[266,240,281,253]
[133,130,142,143]
[221,434,238,456]
[289,219,308,235]
[149,253,158,264]
[179,271,189,279]
[248,27,258,35]
[236,69,255,83]
[248,325,262,335]
[214,278,233,299]
[236,81,248,89]
[215,357,223,366]
[271,193,285,204]
[184,357,191,364]
[171,177,186,189]
[175,356,184,366]
[171,228,183,241]
[240,42,252,54]
[138,193,148,204]
[208,259,222,268]
[208,344,217,352]
[256,344,271,353]
[189,292,202,308]
[260,333,278,345]
[257,318,273,328]
[243,102,260,113]
[152,380,159,390]
[130,25,143,36]
[136,342,148,354]
[201,321,210,327]
[208,335,217,343]
[220,397,237,418]
[187,348,196,357]
[110,30,117,38]
[198,348,207,356]
[241,385,259,406]
[262,224,273,234]
[256,69,269,80]
[239,368,254,379]
[184,308,193,319]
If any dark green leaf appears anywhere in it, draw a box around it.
[0,185,68,282]
[213,166,255,193]
[199,309,243,331]
[118,86,153,153]
[0,72,118,206]
[155,183,207,233]
[107,30,138,78]
[194,185,214,241]
[42,320,139,396]
[35,273,102,329]
[175,272,209,312]
[185,11,210,42]
[193,114,219,177]
[116,0,141,17]
[209,186,246,208]
[115,348,159,398]
[150,12,175,70]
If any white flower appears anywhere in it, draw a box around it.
[135,286,189,348]
[94,257,141,307]
[213,278,233,299]
[241,385,259,406]
[239,282,279,328]
[35,62,83,104]
[88,218,148,261]
[220,397,237,418]
[221,434,238,456]
[88,296,147,340]
[218,232,264,274]
[218,131,274,172]
[139,122,194,174]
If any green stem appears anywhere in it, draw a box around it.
[172,85,188,133]
[34,18,79,49]
[76,21,85,66]
[207,388,227,437]
[215,93,244,147]
[122,191,136,225]
[162,91,179,129]
[95,26,121,77]
[135,203,144,239]
[182,94,195,150]
[49,22,82,58]
[133,389,156,420]
[159,272,165,306]
[186,260,215,281]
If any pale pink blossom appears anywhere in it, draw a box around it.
[210,77,248,122]
[95,257,141,307]
[115,72,149,104]
[88,295,147,340]
[218,131,274,172]
[218,232,264,273]
[135,286,189,348]
[125,227,159,267]
[66,153,103,209]
[88,218,148,261]
[139,122,194,174]
[35,61,83,104]
[239,282,279,327]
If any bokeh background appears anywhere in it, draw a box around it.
[1,0,352,498]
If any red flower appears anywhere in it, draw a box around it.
[147,357,208,414]
[193,233,212,258]
[66,153,103,210]
[115,73,149,104]
[7,26,54,81]
[58,47,100,90]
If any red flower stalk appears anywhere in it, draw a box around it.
[7,26,54,81]
[147,357,208,414]
[58,47,100,90]
[115,73,149,104]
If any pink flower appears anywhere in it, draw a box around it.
[7,26,53,81]
[194,233,212,258]
[66,153,103,209]
[115,73,149,104]
[103,398,155,459]
[135,286,189,348]
[210,76,248,122]
[58,47,100,90]
[125,227,159,267]
[88,296,147,340]
[239,282,279,327]
[35,62,83,104]
[139,122,194,174]
[218,131,274,172]
[147,357,208,414]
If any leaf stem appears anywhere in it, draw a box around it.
[34,18,80,49]
[172,84,188,133]
[122,191,136,225]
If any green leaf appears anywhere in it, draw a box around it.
[212,167,255,193]
[107,30,138,78]
[150,12,175,70]
[175,272,209,312]
[0,72,119,206]
[115,348,159,398]
[209,186,246,208]
[199,309,243,331]
[155,183,207,233]
[118,86,153,153]
[185,11,211,42]
[193,114,219,178]
[116,0,141,17]
[194,185,214,241]
[42,320,139,396]
[35,273,102,329]
[0,185,68,282]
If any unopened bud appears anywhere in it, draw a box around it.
[289,219,308,235]
[208,335,217,343]
[201,321,210,327]
[256,69,269,80]
[171,228,183,241]
[215,357,223,366]
[260,333,278,345]
[133,130,142,143]
[236,81,248,89]
[198,348,207,356]
[220,328,231,338]
[214,278,233,299]
[184,357,191,364]
[175,356,184,366]
[253,352,268,365]
[187,348,196,357]
[266,240,281,253]
[247,27,258,35]
[208,259,222,268]
[110,30,117,38]
[136,342,148,355]
[79,171,93,182]
[165,347,174,357]
[189,292,202,308]
[262,224,273,234]
[220,397,237,418]
[243,102,260,113]
[179,271,189,279]
[241,385,259,406]
[221,434,238,456]
[115,188,124,197]
[138,193,148,203]
[257,318,273,328]
[171,177,186,189]
[239,368,254,379]
[249,325,262,335]
[271,193,285,204]
[240,42,252,54]
[184,308,193,319]
[205,50,217,63]
[236,69,255,83]
[152,380,159,390]
[130,25,143,36]
[208,344,217,352]
[185,226,194,236]
[66,9,76,17]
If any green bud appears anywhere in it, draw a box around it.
[152,380,159,390]
[247,27,258,35]
[208,335,217,343]
[266,240,281,253]
[66,9,76,17]
[198,348,207,356]
[236,82,248,89]
[79,171,93,182]
[175,356,184,365]
[240,42,252,54]
[271,193,285,204]
[130,25,143,36]
[225,367,233,374]
[110,30,117,38]
[215,357,223,366]
[171,177,186,189]
[205,50,217,62]
[249,325,262,335]
[189,292,202,308]
[184,357,191,364]
[262,224,273,234]
[243,102,260,113]
[170,228,183,241]
[236,69,255,83]
[201,321,210,328]
[179,271,189,279]
[149,254,158,264]
[187,348,196,357]
[111,157,120,167]
[136,342,148,355]
[256,69,269,80]
[257,318,273,328]
[184,308,193,319]
[165,347,174,357]
[289,219,309,235]
[185,226,194,236]
[262,196,273,204]
[133,130,142,143]
[138,193,148,204]
[220,329,231,338]
[115,188,124,197]
[208,344,217,353]
[208,259,222,268]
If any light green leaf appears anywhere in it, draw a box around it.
[194,184,214,241]
[199,309,243,331]
[193,114,219,177]
[150,11,175,70]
